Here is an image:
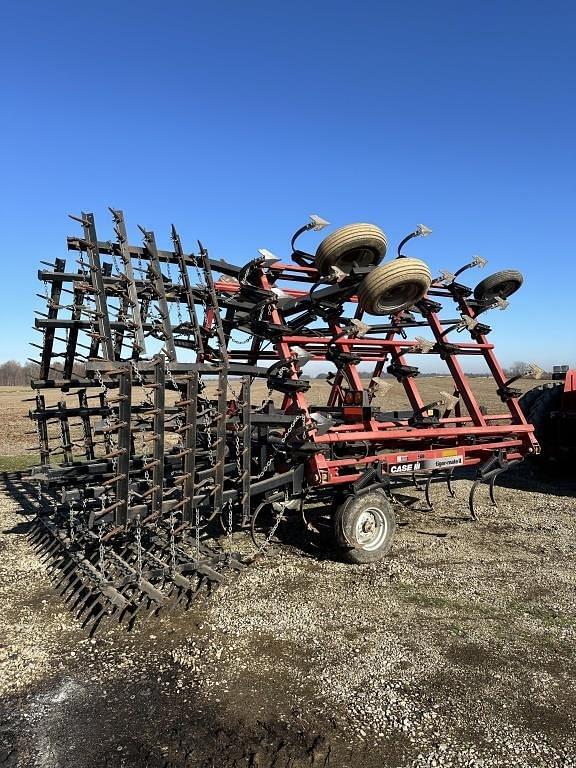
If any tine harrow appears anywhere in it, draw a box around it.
[15,209,539,631]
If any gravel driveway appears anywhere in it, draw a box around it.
[1,465,575,767]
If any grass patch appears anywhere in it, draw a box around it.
[0,455,37,471]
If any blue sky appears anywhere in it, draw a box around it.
[0,0,574,370]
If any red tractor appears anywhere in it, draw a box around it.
[519,366,576,464]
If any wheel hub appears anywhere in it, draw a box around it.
[353,508,388,551]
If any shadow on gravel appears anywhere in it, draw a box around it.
[494,461,576,498]
[0,669,395,768]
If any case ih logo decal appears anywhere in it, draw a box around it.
[388,455,464,474]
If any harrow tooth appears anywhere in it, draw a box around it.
[489,476,498,507]
[446,469,456,499]
[72,583,101,612]
[424,473,435,510]
[78,593,108,623]
[58,571,81,597]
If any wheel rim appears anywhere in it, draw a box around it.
[352,507,388,551]
[336,246,378,272]
[492,279,519,297]
[375,281,423,312]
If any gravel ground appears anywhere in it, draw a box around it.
[1,465,575,767]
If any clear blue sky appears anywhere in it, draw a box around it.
[0,0,574,371]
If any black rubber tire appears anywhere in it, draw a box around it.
[334,489,396,564]
[518,383,556,419]
[525,384,563,459]
[473,270,523,303]
[357,258,432,315]
[315,223,387,276]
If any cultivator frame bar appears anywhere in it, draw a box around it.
[23,210,538,631]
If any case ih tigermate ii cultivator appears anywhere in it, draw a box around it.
[19,211,540,632]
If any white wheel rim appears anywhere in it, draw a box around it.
[353,507,388,551]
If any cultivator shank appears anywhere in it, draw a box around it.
[23,210,538,629]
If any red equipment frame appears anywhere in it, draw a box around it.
[213,259,539,492]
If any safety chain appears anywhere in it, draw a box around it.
[254,413,305,480]
[263,509,283,548]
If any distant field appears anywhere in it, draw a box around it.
[0,377,552,461]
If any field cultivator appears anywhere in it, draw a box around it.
[21,210,539,632]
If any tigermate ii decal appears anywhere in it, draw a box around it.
[388,455,464,474]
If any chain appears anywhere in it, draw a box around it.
[111,248,123,277]
[97,370,118,473]
[59,416,68,454]
[190,251,209,336]
[174,413,184,448]
[254,413,305,480]
[140,424,151,484]
[195,506,201,557]
[190,251,206,289]
[98,523,105,575]
[34,416,43,455]
[165,253,173,282]
[203,405,214,465]
[136,514,143,584]
[169,507,176,573]
[225,497,234,554]
[227,498,233,536]
[69,504,75,542]
[37,482,42,503]
[264,510,283,548]
[78,246,89,278]
[132,361,154,407]
[234,422,242,477]
[165,358,179,390]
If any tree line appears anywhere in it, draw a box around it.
[0,360,40,386]
[0,359,560,386]
[0,360,84,386]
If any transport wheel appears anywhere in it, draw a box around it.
[315,223,387,275]
[334,490,396,564]
[473,269,523,303]
[357,258,432,315]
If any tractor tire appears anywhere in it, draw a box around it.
[473,270,523,303]
[315,223,387,276]
[518,383,556,418]
[334,489,396,564]
[524,383,563,459]
[357,258,432,315]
